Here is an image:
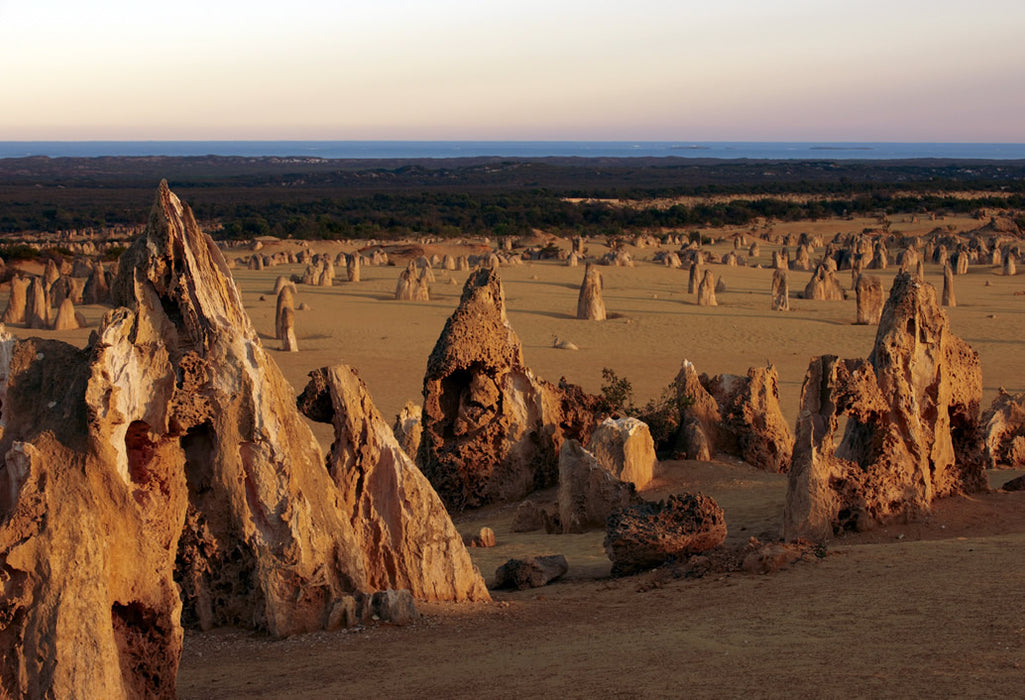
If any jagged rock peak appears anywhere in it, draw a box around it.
[425,265,523,379]
[111,180,255,347]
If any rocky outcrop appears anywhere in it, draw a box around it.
[395,261,430,301]
[604,494,727,576]
[688,260,702,294]
[104,182,372,637]
[557,439,639,533]
[672,361,793,472]
[274,285,295,340]
[576,264,607,320]
[418,267,591,509]
[586,417,657,489]
[855,274,883,325]
[346,253,361,282]
[979,390,1025,469]
[702,365,794,473]
[82,261,109,305]
[298,365,489,601]
[280,306,298,352]
[0,324,188,699]
[784,273,984,540]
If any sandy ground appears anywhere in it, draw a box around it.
[7,213,1025,697]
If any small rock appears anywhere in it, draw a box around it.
[493,555,569,590]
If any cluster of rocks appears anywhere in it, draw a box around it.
[669,361,794,473]
[1,257,110,330]
[0,183,488,698]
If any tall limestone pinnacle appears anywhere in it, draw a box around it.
[0,182,486,698]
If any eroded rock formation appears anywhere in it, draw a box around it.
[696,269,717,306]
[576,264,607,320]
[855,274,883,325]
[771,268,789,311]
[418,267,595,509]
[0,322,188,699]
[109,182,370,637]
[784,273,984,540]
[298,365,489,601]
[979,390,1025,469]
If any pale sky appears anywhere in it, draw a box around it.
[1,0,1023,141]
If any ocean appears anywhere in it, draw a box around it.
[2,141,1025,161]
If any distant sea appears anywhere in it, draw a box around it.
[2,141,1025,160]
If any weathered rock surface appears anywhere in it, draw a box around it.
[672,361,793,472]
[702,365,794,473]
[418,267,596,509]
[576,264,607,320]
[855,273,883,324]
[298,365,489,602]
[108,182,371,637]
[604,494,727,576]
[557,439,639,533]
[493,555,569,590]
[586,417,657,489]
[392,401,423,458]
[784,273,984,540]
[2,275,29,324]
[50,297,81,330]
[274,284,295,339]
[696,269,717,306]
[280,306,299,352]
[0,323,188,699]
[771,268,789,311]
[804,263,845,301]
[979,390,1025,469]
[26,276,49,329]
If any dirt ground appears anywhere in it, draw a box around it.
[12,212,1025,697]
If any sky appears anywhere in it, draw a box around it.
[1,0,1024,141]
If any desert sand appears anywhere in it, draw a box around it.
[9,212,1025,697]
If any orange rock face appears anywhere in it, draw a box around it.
[418,267,595,509]
[299,364,489,602]
[784,273,984,540]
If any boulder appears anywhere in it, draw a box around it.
[493,555,569,590]
[586,417,657,489]
[298,365,489,602]
[576,264,607,320]
[784,273,984,540]
[557,439,639,533]
[603,494,727,576]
